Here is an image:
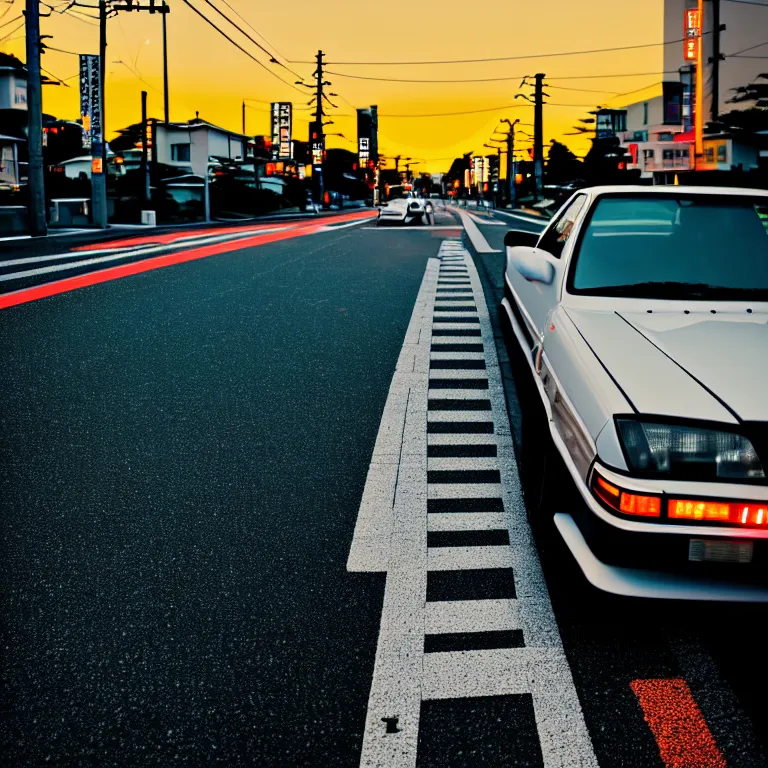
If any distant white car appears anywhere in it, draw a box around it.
[377,185,429,225]
[501,185,768,601]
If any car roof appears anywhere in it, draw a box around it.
[583,185,768,198]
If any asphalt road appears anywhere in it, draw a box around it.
[1,203,766,767]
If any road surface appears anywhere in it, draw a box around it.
[1,203,765,766]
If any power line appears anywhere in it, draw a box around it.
[548,84,622,94]
[213,0,298,74]
[324,68,684,85]
[197,0,305,80]
[178,0,305,93]
[0,11,21,28]
[727,39,768,56]
[0,18,23,41]
[291,35,705,66]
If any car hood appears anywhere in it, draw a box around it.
[565,308,768,423]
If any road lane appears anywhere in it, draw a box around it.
[467,208,768,768]
[0,222,430,766]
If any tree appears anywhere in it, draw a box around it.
[728,74,768,108]
[545,139,582,183]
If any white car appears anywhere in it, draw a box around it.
[501,185,768,601]
[377,186,429,225]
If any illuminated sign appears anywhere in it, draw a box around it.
[271,102,293,160]
[683,9,700,62]
[312,140,324,167]
[79,54,102,151]
[91,157,103,174]
[358,137,370,170]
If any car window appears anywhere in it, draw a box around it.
[538,195,587,258]
[570,194,768,299]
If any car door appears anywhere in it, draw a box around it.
[506,194,588,340]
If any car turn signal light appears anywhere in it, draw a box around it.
[669,499,768,527]
[592,473,661,518]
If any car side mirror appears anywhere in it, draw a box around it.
[507,247,555,285]
[504,229,539,249]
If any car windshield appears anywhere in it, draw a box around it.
[570,194,768,300]
[387,187,412,201]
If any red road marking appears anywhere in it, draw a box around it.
[0,211,375,311]
[631,679,726,768]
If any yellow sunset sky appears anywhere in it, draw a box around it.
[3,0,667,173]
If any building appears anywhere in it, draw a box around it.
[664,0,768,122]
[151,118,252,175]
[0,54,27,113]
[611,1,768,183]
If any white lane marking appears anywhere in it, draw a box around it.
[361,225,463,231]
[466,211,506,227]
[316,217,376,231]
[428,390,493,400]
[427,412,494,423]
[0,228,289,282]
[427,483,503,499]
[0,227,288,267]
[492,209,548,228]
[425,598,519,633]
[427,512,508,531]
[352,240,597,768]
[427,545,513,570]
[428,457,499,471]
[346,255,439,575]
[455,208,501,253]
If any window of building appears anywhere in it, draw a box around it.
[657,132,675,142]
[717,144,727,163]
[643,148,655,166]
[705,146,715,163]
[643,102,649,126]
[171,143,190,162]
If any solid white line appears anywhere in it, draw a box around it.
[493,209,548,228]
[455,209,501,253]
[466,211,506,227]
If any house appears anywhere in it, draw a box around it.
[152,118,252,175]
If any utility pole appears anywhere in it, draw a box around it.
[89,0,108,228]
[162,0,169,123]
[501,118,519,208]
[24,0,47,236]
[242,100,246,135]
[709,0,724,124]
[533,73,546,203]
[312,49,326,204]
[141,90,150,203]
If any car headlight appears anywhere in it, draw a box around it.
[616,419,765,481]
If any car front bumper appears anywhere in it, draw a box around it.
[558,465,768,601]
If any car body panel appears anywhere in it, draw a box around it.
[563,307,739,424]
[618,310,768,422]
